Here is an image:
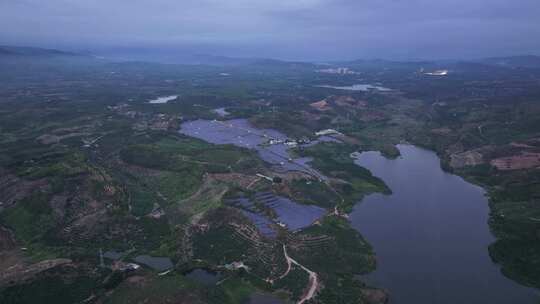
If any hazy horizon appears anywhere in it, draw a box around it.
[1,0,540,61]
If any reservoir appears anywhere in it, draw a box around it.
[350,144,538,303]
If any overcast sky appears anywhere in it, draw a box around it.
[1,0,539,60]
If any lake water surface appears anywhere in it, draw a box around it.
[350,144,538,303]
[133,255,173,271]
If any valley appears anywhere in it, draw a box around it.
[0,49,539,304]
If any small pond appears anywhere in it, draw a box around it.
[185,268,223,286]
[133,255,173,272]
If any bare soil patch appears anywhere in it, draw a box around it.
[491,152,540,170]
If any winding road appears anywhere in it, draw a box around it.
[281,245,319,304]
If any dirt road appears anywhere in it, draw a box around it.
[281,245,319,304]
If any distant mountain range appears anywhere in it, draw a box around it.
[342,56,540,69]
[0,45,83,57]
[1,45,540,69]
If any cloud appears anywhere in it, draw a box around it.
[0,0,539,60]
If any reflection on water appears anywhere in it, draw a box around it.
[350,144,538,304]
